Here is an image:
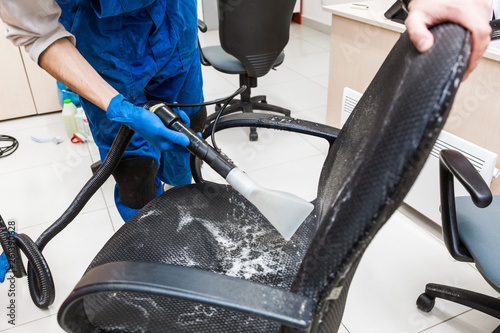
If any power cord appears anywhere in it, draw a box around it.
[0,135,19,158]
[165,85,247,152]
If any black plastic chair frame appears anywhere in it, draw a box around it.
[61,113,339,333]
[58,23,472,333]
[416,149,500,326]
[58,262,315,333]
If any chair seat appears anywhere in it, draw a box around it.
[82,183,318,332]
[456,195,500,291]
[203,45,285,75]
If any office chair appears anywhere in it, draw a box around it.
[58,23,470,332]
[198,0,295,141]
[416,149,500,330]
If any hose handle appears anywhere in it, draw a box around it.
[147,103,236,178]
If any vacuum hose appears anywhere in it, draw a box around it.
[0,125,135,308]
[0,87,255,308]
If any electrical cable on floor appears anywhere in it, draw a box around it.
[0,135,19,158]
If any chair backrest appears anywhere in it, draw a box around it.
[290,23,470,330]
[217,0,296,78]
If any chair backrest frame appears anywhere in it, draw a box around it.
[290,23,470,332]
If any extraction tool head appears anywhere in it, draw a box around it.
[226,168,313,240]
[146,102,313,240]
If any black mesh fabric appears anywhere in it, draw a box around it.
[290,24,469,331]
[82,184,319,332]
[62,23,470,333]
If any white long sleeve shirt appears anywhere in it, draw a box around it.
[0,0,75,63]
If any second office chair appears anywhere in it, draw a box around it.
[199,0,296,141]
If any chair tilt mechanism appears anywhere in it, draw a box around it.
[58,23,471,333]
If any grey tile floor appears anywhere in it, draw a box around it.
[0,22,498,332]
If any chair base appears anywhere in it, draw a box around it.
[207,95,290,141]
[416,283,500,320]
[205,74,291,141]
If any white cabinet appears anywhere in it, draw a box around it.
[0,34,61,121]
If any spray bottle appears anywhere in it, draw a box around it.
[62,99,78,138]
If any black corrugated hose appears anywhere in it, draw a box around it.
[0,125,135,308]
[0,88,243,309]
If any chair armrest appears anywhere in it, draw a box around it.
[439,149,493,262]
[197,19,211,66]
[203,113,339,145]
[440,149,492,207]
[191,113,339,183]
[58,261,314,332]
[197,19,208,33]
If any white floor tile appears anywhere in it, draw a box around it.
[421,309,500,333]
[285,37,328,57]
[0,121,91,175]
[257,65,305,87]
[1,315,64,333]
[253,78,328,113]
[304,31,332,51]
[201,66,238,97]
[284,52,331,78]
[338,324,350,333]
[0,155,107,229]
[108,204,125,232]
[341,211,498,333]
[0,209,114,330]
[310,74,330,88]
[100,176,117,208]
[0,113,62,133]
[209,126,323,172]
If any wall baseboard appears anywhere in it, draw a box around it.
[301,16,331,34]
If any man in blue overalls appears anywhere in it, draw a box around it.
[1,0,205,222]
[57,1,206,221]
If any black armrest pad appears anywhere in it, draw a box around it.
[198,19,207,33]
[59,262,313,331]
[440,149,492,208]
[204,113,339,146]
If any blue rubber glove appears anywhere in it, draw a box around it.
[0,252,9,283]
[107,94,191,152]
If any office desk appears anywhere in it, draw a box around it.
[324,0,500,194]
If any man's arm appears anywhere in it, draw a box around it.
[0,0,117,110]
[0,0,189,151]
[405,0,492,80]
[39,38,118,111]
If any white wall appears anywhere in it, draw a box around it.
[301,0,369,27]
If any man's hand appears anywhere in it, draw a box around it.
[107,94,191,152]
[405,0,491,80]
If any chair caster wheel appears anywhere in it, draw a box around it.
[249,132,258,141]
[416,293,435,312]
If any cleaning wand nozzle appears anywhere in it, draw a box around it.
[147,103,313,240]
